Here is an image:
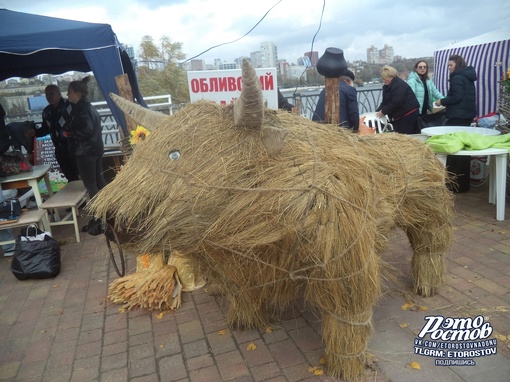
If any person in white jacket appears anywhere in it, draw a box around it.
[407,60,443,115]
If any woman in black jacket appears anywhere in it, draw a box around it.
[65,77,106,199]
[435,55,477,126]
[376,65,420,134]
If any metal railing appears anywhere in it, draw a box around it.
[281,85,383,119]
[6,89,382,152]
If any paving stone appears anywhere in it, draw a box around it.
[215,350,250,380]
[158,354,187,381]
[129,356,157,378]
[186,353,215,371]
[269,339,306,369]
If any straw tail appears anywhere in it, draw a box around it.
[109,93,169,128]
[233,60,264,129]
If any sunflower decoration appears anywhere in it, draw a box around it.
[129,125,151,145]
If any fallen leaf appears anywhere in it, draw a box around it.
[119,308,126,313]
[217,330,227,335]
[319,357,326,365]
[308,367,316,373]
[265,327,272,333]
[313,369,324,375]
[418,306,428,311]
[410,361,421,370]
[399,323,409,328]
[155,312,164,319]
[247,343,256,350]
[160,344,164,348]
[401,303,414,310]
[52,284,59,288]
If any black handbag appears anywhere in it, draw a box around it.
[10,225,61,280]
[0,198,22,221]
[417,109,447,130]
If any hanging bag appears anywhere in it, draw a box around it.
[0,197,22,223]
[10,224,61,280]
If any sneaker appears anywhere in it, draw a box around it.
[3,250,14,257]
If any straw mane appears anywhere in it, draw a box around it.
[91,62,453,380]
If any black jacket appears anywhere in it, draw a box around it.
[40,97,73,149]
[377,77,419,120]
[441,66,477,120]
[65,98,104,157]
[312,82,360,130]
[278,90,294,112]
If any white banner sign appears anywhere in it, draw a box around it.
[187,67,278,109]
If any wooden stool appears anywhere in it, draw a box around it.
[0,209,52,247]
[40,181,89,243]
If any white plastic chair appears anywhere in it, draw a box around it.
[360,112,394,133]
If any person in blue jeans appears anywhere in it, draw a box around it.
[0,185,17,256]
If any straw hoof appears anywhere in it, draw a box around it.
[415,286,439,297]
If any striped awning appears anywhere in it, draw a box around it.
[434,29,510,118]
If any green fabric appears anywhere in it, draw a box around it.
[425,132,510,154]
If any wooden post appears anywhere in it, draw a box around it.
[324,77,340,125]
[115,74,137,138]
[316,47,347,126]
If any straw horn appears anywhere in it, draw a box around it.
[109,93,169,128]
[233,60,264,130]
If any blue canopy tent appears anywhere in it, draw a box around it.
[0,8,146,135]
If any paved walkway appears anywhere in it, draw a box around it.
[0,181,509,381]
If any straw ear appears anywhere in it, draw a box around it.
[233,60,264,130]
[261,125,288,156]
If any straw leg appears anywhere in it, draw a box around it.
[225,291,268,330]
[306,240,380,379]
[322,310,373,380]
[406,223,450,297]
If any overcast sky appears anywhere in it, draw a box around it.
[2,0,510,66]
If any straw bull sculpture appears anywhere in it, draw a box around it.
[90,61,453,379]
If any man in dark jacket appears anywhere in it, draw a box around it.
[27,85,79,181]
[376,65,420,134]
[312,69,360,131]
[436,55,477,126]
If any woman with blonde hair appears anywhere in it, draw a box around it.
[375,65,420,134]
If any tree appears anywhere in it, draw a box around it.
[138,36,163,69]
[137,36,190,104]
